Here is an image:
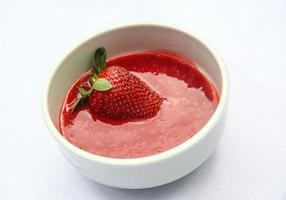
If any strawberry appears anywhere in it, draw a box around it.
[72,47,163,120]
[88,66,162,119]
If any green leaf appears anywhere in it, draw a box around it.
[70,87,92,112]
[78,87,92,96]
[93,47,106,75]
[92,78,112,91]
[71,95,86,112]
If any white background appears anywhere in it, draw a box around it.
[1,0,286,199]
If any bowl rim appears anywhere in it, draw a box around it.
[42,23,229,166]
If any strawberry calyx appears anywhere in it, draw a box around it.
[71,47,112,112]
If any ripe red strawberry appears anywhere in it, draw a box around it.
[88,66,163,119]
[71,47,163,120]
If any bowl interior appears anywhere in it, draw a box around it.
[47,25,223,132]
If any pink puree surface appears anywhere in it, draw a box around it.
[60,52,219,158]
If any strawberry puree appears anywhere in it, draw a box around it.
[60,51,219,158]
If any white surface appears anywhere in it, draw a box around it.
[0,0,285,199]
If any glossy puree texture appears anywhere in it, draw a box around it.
[60,51,219,158]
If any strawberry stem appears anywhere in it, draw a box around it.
[90,74,98,85]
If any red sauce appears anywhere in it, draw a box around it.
[60,51,219,158]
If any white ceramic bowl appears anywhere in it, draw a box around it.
[42,24,229,189]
